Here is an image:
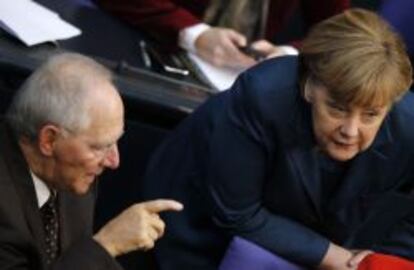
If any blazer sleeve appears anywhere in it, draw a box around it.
[371,102,414,260]
[201,63,329,267]
[52,238,123,270]
[96,0,202,48]
[0,228,122,270]
[370,163,414,259]
[0,226,40,270]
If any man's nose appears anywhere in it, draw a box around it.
[102,144,120,169]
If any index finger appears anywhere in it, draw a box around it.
[143,199,184,213]
[226,29,247,48]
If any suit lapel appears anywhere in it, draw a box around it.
[0,123,47,260]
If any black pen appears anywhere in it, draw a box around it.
[139,40,152,68]
[239,45,267,61]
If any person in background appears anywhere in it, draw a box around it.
[0,52,183,270]
[96,0,349,69]
[142,8,414,270]
[379,0,414,65]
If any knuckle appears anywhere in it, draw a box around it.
[132,204,143,212]
[142,239,155,249]
[160,220,165,230]
[146,241,155,250]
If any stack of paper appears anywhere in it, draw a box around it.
[0,0,81,46]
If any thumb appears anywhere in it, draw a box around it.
[251,40,276,54]
[348,250,374,268]
[227,29,247,48]
[142,199,184,213]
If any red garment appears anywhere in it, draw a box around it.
[358,254,414,270]
[96,0,349,51]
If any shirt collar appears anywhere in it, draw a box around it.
[30,170,51,208]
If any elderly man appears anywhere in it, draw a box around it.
[0,53,183,270]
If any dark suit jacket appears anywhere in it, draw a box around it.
[143,56,414,270]
[0,121,123,270]
[96,0,349,51]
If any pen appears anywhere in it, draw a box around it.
[239,45,267,61]
[139,40,152,68]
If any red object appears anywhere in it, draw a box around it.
[358,254,414,270]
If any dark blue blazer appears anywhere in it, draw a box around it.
[143,56,414,270]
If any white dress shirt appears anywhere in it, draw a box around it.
[178,23,298,56]
[30,171,51,208]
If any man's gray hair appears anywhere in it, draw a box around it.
[6,52,113,140]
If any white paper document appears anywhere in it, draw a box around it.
[187,52,245,91]
[0,0,81,46]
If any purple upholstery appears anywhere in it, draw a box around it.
[219,237,308,270]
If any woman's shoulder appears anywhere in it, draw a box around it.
[388,92,414,146]
[235,56,302,119]
[392,92,414,122]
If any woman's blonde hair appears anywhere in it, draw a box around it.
[300,8,412,107]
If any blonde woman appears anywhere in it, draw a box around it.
[143,9,414,270]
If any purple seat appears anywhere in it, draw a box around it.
[219,237,308,270]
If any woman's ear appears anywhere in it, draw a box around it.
[303,78,313,103]
[38,124,61,157]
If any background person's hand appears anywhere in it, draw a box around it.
[195,27,256,69]
[251,40,289,59]
[93,199,183,257]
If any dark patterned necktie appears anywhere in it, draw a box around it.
[40,192,60,265]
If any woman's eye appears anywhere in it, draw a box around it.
[335,106,347,112]
[364,111,379,120]
[328,102,347,112]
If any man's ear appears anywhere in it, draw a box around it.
[38,124,60,156]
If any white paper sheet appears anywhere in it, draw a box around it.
[0,0,81,46]
[187,52,244,91]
